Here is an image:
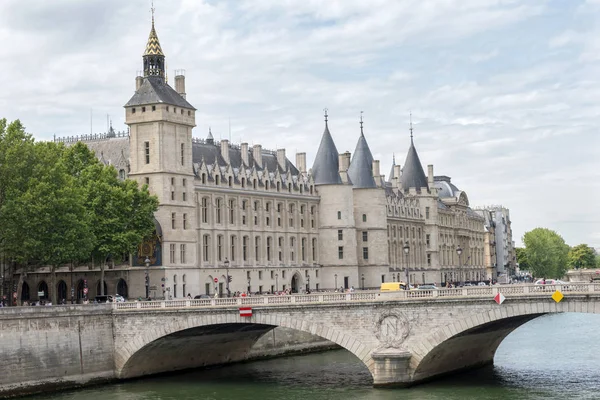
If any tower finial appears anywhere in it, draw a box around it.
[393,153,395,164]
[409,111,414,142]
[323,108,328,123]
[360,111,364,135]
[151,0,155,25]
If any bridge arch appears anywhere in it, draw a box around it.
[408,298,596,385]
[114,310,374,380]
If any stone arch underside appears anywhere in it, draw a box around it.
[408,299,599,385]
[115,312,375,380]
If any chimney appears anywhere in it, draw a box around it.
[427,164,434,186]
[136,76,143,91]
[241,143,249,166]
[175,72,186,99]
[338,151,351,172]
[296,152,307,175]
[372,160,380,177]
[220,139,230,164]
[394,165,402,188]
[277,149,286,170]
[253,144,263,168]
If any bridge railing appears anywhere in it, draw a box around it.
[111,283,600,311]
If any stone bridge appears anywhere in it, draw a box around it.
[2,283,600,397]
[111,283,600,387]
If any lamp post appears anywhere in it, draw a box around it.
[456,246,463,286]
[334,274,338,290]
[144,257,150,299]
[224,258,230,297]
[307,275,310,293]
[403,241,410,288]
[361,273,365,290]
[247,277,251,294]
[275,273,279,293]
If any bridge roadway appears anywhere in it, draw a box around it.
[2,282,600,397]
[111,282,600,387]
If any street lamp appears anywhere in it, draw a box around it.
[144,257,150,299]
[334,274,338,290]
[224,258,230,297]
[275,273,279,293]
[456,246,463,285]
[403,241,410,287]
[361,273,365,290]
[247,277,251,294]
[307,275,310,293]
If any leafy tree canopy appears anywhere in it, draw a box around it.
[522,228,569,279]
[568,244,596,269]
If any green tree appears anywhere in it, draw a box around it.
[522,228,569,279]
[63,143,158,295]
[1,142,95,304]
[568,244,596,269]
[515,247,529,272]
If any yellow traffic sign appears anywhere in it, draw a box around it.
[552,290,564,303]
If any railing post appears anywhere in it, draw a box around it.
[589,284,595,293]
[236,298,242,305]
[160,301,166,308]
[185,300,191,307]
[492,287,498,296]
[462,288,468,296]
[211,299,216,306]
[524,285,529,294]
[319,295,324,302]
[291,296,296,303]
[136,302,141,309]
[346,294,352,301]
[432,290,438,298]
[264,297,269,304]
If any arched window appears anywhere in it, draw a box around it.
[117,279,128,298]
[38,281,48,300]
[217,235,224,261]
[21,282,30,301]
[57,280,67,302]
[201,197,209,223]
[243,236,249,261]
[230,235,237,261]
[216,198,222,224]
[255,236,261,262]
[312,238,317,262]
[267,237,272,261]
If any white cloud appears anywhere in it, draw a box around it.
[0,0,598,247]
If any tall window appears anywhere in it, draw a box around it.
[217,235,223,261]
[426,234,431,248]
[362,231,368,242]
[201,197,209,223]
[362,214,367,222]
[180,244,186,264]
[181,143,185,165]
[216,198,222,224]
[183,213,187,230]
[427,253,431,266]
[290,237,295,262]
[267,237,272,261]
[337,211,341,220]
[170,244,176,263]
[338,230,343,240]
[229,199,235,224]
[301,238,306,261]
[312,238,317,261]
[426,207,430,219]
[255,236,261,262]
[171,212,176,229]
[338,246,344,259]
[144,141,150,164]
[230,235,236,261]
[363,247,369,260]
[243,236,248,261]
[203,235,210,262]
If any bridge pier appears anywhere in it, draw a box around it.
[371,349,413,388]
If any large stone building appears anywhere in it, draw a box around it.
[474,205,516,281]
[17,17,491,302]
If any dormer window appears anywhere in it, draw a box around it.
[152,105,156,111]
[142,106,146,112]
[132,108,136,114]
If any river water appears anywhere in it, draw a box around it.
[28,313,600,400]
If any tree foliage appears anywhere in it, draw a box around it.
[0,119,159,302]
[522,228,570,279]
[567,244,597,269]
[515,247,529,271]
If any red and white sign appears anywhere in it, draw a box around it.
[494,293,505,305]
[213,278,218,283]
[239,307,252,317]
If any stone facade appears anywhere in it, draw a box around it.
[14,16,496,303]
[474,205,516,281]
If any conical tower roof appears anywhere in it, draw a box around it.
[348,131,376,189]
[388,154,396,183]
[144,18,164,56]
[311,114,342,185]
[400,137,428,191]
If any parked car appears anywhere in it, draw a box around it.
[114,294,125,302]
[535,279,558,285]
[478,282,488,286]
[194,294,211,299]
[417,284,438,290]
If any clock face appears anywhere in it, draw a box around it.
[141,242,152,256]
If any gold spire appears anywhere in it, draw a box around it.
[143,3,164,57]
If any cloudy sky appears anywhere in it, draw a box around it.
[0,0,598,248]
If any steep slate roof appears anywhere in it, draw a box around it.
[434,176,460,198]
[347,132,376,188]
[124,76,195,109]
[400,138,428,191]
[311,121,342,185]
